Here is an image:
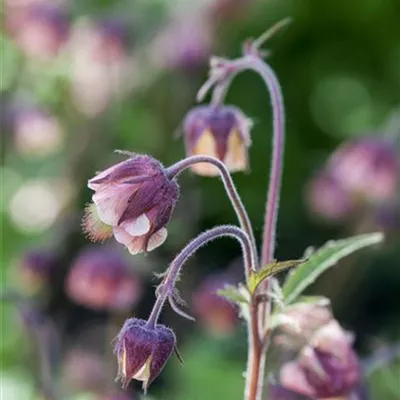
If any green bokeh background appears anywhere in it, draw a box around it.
[1,0,400,399]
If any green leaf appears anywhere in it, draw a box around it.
[217,284,249,304]
[282,232,384,305]
[248,259,304,294]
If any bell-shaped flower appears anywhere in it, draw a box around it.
[83,155,179,254]
[183,105,252,176]
[65,247,142,311]
[327,138,399,204]
[280,321,361,399]
[114,318,176,392]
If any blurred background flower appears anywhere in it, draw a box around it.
[1,0,400,399]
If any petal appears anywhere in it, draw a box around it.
[190,130,220,176]
[133,355,152,383]
[92,184,135,225]
[147,228,168,251]
[113,226,134,246]
[223,129,248,172]
[119,214,151,236]
[280,361,316,397]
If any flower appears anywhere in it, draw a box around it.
[17,249,57,294]
[274,301,333,349]
[327,138,399,204]
[192,273,238,336]
[151,15,213,72]
[279,321,361,399]
[12,4,69,60]
[12,106,64,157]
[114,318,176,392]
[183,105,252,176]
[65,247,142,311]
[68,18,132,117]
[83,154,179,254]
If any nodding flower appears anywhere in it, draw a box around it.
[183,105,252,176]
[83,154,179,254]
[279,320,361,399]
[65,247,142,311]
[114,318,176,392]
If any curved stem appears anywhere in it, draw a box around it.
[146,225,254,329]
[166,156,258,268]
[198,53,285,400]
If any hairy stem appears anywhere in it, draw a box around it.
[146,225,254,329]
[199,54,285,400]
[167,155,258,269]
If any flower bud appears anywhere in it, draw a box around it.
[83,155,179,254]
[12,106,64,158]
[183,105,252,176]
[280,321,361,398]
[327,138,399,205]
[66,247,142,311]
[114,318,176,392]
[192,273,238,336]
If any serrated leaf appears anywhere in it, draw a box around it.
[217,284,249,304]
[248,259,304,294]
[283,232,384,305]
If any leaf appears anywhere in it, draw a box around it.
[282,232,384,305]
[217,284,249,304]
[248,259,304,294]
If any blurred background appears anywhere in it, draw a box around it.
[1,0,400,399]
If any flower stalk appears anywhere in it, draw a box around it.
[166,155,258,266]
[197,21,288,400]
[146,225,255,330]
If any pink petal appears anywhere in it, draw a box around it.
[125,236,147,255]
[119,214,150,236]
[147,228,168,251]
[280,361,315,397]
[92,184,134,225]
[113,226,133,246]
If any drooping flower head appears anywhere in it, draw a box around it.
[327,137,399,204]
[279,321,361,399]
[183,105,252,176]
[114,318,176,392]
[306,137,399,222]
[83,154,179,254]
[192,273,238,336]
[65,247,142,311]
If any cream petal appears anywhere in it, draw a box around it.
[132,356,152,382]
[191,130,220,176]
[113,226,133,246]
[223,130,248,172]
[119,214,150,236]
[147,228,168,251]
[92,185,133,225]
